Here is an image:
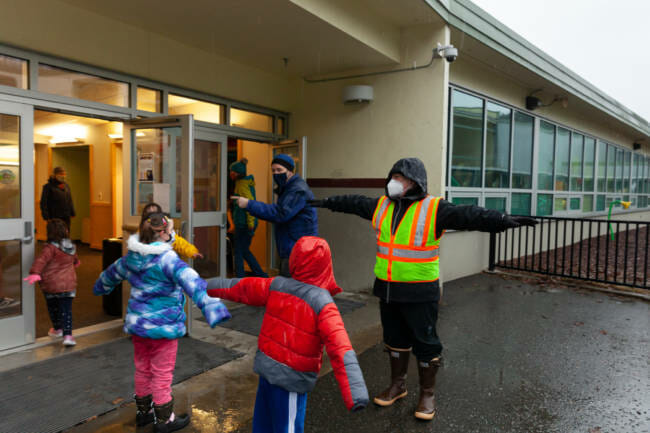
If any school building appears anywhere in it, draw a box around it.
[0,0,648,351]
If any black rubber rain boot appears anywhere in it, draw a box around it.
[153,397,190,433]
[134,394,154,426]
[373,348,410,407]
[414,357,441,420]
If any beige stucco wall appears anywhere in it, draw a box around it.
[0,0,292,111]
[291,23,450,193]
[292,23,450,291]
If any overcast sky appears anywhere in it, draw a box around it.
[469,0,650,123]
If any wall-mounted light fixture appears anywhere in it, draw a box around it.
[633,142,642,150]
[526,90,568,111]
[342,85,374,104]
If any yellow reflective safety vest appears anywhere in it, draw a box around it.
[371,195,443,283]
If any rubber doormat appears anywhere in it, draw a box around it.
[199,298,366,336]
[0,337,244,433]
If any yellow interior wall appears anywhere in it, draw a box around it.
[0,0,292,111]
[290,23,450,195]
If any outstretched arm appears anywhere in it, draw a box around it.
[162,254,231,326]
[93,257,128,295]
[206,277,272,306]
[435,199,537,237]
[246,191,307,224]
[317,303,369,411]
[311,195,380,221]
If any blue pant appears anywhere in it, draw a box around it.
[234,227,268,278]
[253,376,307,433]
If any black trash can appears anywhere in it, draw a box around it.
[102,238,123,316]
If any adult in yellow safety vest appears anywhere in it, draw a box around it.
[309,157,537,421]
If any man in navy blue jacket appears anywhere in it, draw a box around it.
[232,154,318,277]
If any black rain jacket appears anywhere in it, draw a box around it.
[321,157,512,303]
[40,177,75,220]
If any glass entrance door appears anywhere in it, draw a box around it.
[122,116,226,334]
[0,101,35,350]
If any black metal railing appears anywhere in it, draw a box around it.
[489,216,650,289]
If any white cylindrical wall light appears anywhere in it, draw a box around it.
[342,85,373,104]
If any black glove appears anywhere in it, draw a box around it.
[502,215,538,229]
[307,199,326,208]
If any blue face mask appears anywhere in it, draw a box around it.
[273,173,288,187]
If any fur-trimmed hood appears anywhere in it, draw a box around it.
[50,238,76,255]
[127,233,173,255]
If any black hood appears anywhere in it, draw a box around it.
[386,157,428,200]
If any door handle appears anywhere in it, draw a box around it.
[180,220,187,237]
[220,213,227,229]
[14,221,33,244]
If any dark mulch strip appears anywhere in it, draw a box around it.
[499,226,650,288]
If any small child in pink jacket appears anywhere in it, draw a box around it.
[24,219,80,346]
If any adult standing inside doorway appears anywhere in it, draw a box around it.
[231,154,317,277]
[40,166,75,231]
[229,158,268,278]
[310,157,537,421]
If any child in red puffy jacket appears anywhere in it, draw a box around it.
[24,219,80,346]
[207,236,368,433]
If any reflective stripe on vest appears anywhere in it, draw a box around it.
[371,195,442,282]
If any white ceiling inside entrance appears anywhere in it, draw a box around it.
[60,0,442,77]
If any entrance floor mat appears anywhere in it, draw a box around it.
[0,336,243,433]
[200,298,366,336]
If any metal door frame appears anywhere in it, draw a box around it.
[0,100,35,350]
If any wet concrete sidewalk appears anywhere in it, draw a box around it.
[63,273,649,433]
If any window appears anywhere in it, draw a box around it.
[452,196,479,206]
[554,197,567,212]
[484,102,511,188]
[0,54,28,89]
[583,195,593,213]
[38,64,129,107]
[555,128,570,191]
[570,133,583,191]
[597,141,607,192]
[277,117,285,135]
[623,151,631,193]
[615,149,623,192]
[583,138,595,191]
[450,90,483,188]
[632,154,639,193]
[485,196,507,213]
[512,112,534,189]
[168,94,224,124]
[230,108,273,133]
[537,194,553,216]
[511,193,531,215]
[607,144,615,192]
[569,197,581,211]
[596,195,606,211]
[137,87,162,113]
[538,121,555,190]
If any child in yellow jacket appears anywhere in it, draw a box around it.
[141,203,203,259]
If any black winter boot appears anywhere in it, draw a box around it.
[414,357,441,420]
[153,397,190,433]
[373,347,410,407]
[134,394,154,426]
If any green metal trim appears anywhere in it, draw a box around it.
[422,0,650,137]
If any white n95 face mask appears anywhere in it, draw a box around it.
[387,179,405,199]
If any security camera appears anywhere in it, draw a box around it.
[434,43,458,63]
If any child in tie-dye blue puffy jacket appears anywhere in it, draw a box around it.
[93,223,230,338]
[93,213,230,431]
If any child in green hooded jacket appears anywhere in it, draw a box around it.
[229,158,268,278]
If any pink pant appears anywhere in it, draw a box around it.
[132,335,178,405]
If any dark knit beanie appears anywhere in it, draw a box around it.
[272,154,295,172]
[229,158,248,176]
